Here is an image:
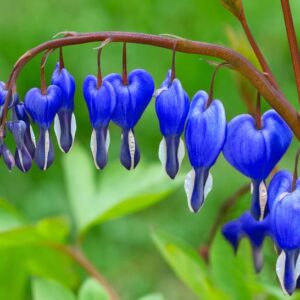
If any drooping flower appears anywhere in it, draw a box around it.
[0,140,15,170]
[184,91,226,212]
[155,70,189,179]
[51,63,76,153]
[83,75,116,169]
[222,211,270,273]
[24,86,62,170]
[223,110,292,220]
[105,69,154,170]
[269,174,300,295]
[7,120,32,172]
[14,101,36,158]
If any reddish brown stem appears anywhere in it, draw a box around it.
[292,149,300,191]
[280,0,300,105]
[255,93,262,129]
[122,42,128,85]
[239,15,279,90]
[48,243,119,300]
[40,49,53,95]
[59,47,65,70]
[206,183,250,250]
[0,32,299,139]
[97,47,103,88]
[206,62,228,108]
[170,41,177,82]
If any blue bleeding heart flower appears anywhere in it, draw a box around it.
[223,110,292,220]
[222,211,269,273]
[24,86,62,170]
[269,175,300,295]
[51,63,76,153]
[184,91,226,212]
[0,140,15,171]
[14,102,36,158]
[155,70,189,179]
[7,120,32,172]
[105,69,154,170]
[83,75,116,169]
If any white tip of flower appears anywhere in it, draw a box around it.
[54,114,62,151]
[158,138,167,170]
[177,138,185,168]
[154,87,168,98]
[259,181,267,221]
[184,169,213,213]
[105,129,110,152]
[185,169,196,213]
[90,129,99,170]
[29,125,36,147]
[43,129,50,171]
[128,129,136,170]
[276,251,288,295]
[70,112,77,148]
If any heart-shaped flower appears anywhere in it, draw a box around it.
[105,69,154,170]
[184,91,226,212]
[51,63,76,153]
[155,70,189,179]
[270,178,300,295]
[222,211,269,273]
[25,86,62,170]
[83,75,116,169]
[14,101,36,158]
[7,120,32,172]
[223,110,292,220]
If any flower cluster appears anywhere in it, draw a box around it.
[0,51,297,294]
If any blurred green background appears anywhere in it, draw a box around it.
[0,0,300,299]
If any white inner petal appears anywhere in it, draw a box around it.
[259,181,268,221]
[250,182,253,194]
[279,192,289,201]
[43,130,50,171]
[54,114,63,152]
[154,87,168,98]
[276,251,288,295]
[70,113,77,150]
[128,129,136,170]
[30,125,36,147]
[158,138,167,170]
[177,138,185,168]
[90,129,99,170]
[18,149,25,172]
[204,172,213,199]
[184,169,195,213]
[105,129,110,152]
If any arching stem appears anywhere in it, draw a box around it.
[292,149,300,191]
[122,42,128,85]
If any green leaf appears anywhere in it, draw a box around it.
[78,278,109,300]
[32,278,76,300]
[63,144,183,233]
[151,228,228,300]
[138,293,165,300]
[0,199,25,231]
[210,233,262,300]
[220,0,243,19]
[0,216,69,248]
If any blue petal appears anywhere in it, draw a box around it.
[0,81,7,106]
[185,91,226,168]
[271,189,300,250]
[15,146,32,173]
[24,86,62,129]
[106,69,155,129]
[268,170,296,211]
[223,110,292,180]
[83,75,116,128]
[7,120,26,149]
[155,71,189,136]
[51,63,75,110]
[0,143,15,170]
